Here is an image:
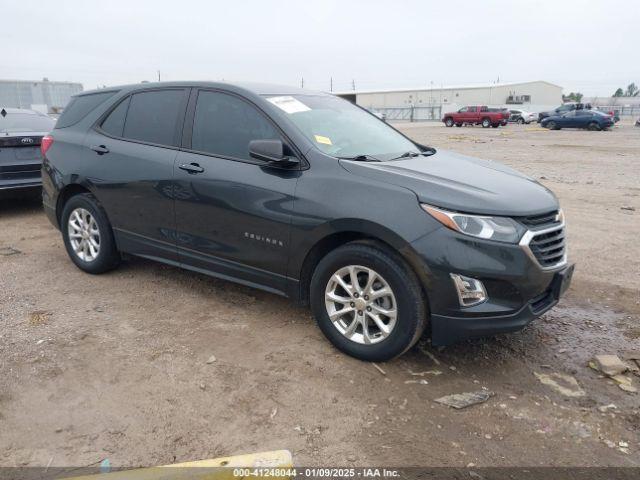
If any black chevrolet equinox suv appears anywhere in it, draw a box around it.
[42,82,574,361]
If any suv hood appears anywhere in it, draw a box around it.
[340,149,558,216]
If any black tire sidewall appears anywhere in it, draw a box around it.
[310,243,426,362]
[61,194,119,274]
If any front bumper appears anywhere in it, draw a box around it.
[431,264,574,345]
[410,226,572,346]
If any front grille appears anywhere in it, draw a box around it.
[529,226,565,267]
[520,210,560,228]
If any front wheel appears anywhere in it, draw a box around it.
[61,193,120,274]
[310,242,427,362]
[517,118,525,124]
[546,121,558,130]
[444,117,454,127]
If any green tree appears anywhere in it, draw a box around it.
[625,83,639,96]
[613,88,624,97]
[563,92,584,102]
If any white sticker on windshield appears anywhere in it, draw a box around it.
[267,96,311,114]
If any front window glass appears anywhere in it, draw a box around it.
[192,91,280,160]
[265,94,417,160]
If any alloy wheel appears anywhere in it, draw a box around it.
[68,208,101,262]
[324,265,397,345]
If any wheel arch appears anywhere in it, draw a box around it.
[293,221,430,308]
[55,183,94,226]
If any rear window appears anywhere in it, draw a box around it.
[122,89,185,146]
[0,112,55,134]
[56,91,117,128]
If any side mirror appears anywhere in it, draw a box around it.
[249,139,298,166]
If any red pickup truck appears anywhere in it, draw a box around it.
[442,106,510,128]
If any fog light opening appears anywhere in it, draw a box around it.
[450,274,487,308]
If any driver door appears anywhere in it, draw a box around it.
[173,89,300,295]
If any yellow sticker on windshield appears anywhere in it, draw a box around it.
[314,135,332,145]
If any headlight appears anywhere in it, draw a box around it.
[421,204,525,243]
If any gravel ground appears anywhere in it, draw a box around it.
[0,122,639,469]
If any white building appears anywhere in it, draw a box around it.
[336,80,563,120]
[0,78,83,114]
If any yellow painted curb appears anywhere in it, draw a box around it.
[67,450,293,480]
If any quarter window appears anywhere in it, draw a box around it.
[191,91,280,160]
[122,90,185,146]
[100,97,130,137]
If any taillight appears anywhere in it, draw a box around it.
[41,135,54,157]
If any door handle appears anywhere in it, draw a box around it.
[90,145,109,155]
[179,162,205,174]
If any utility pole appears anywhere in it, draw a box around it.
[352,79,356,91]
[330,77,333,92]
[157,70,161,82]
[301,77,304,88]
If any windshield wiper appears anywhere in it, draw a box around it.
[389,147,437,161]
[337,154,381,162]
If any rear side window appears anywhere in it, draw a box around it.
[56,91,116,128]
[122,89,185,146]
[191,91,280,160]
[100,97,130,137]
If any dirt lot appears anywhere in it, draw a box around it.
[1,122,639,469]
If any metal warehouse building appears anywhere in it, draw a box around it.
[336,80,563,121]
[0,78,83,114]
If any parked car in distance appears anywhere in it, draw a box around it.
[0,107,55,192]
[540,110,614,131]
[442,106,510,128]
[508,109,538,124]
[42,82,573,361]
[537,102,592,122]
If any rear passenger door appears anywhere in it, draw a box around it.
[173,89,300,295]
[85,88,189,261]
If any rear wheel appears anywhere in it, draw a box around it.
[61,193,120,274]
[444,117,454,127]
[481,118,491,128]
[310,242,426,361]
[588,122,601,131]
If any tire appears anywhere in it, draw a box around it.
[444,117,454,127]
[61,193,120,274]
[546,121,558,130]
[517,118,525,124]
[310,241,427,362]
[588,122,601,131]
[481,118,491,128]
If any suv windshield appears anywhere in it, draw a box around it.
[264,94,418,160]
[0,112,55,134]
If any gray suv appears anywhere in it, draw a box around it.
[41,82,573,361]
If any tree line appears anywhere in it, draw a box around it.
[613,83,638,97]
